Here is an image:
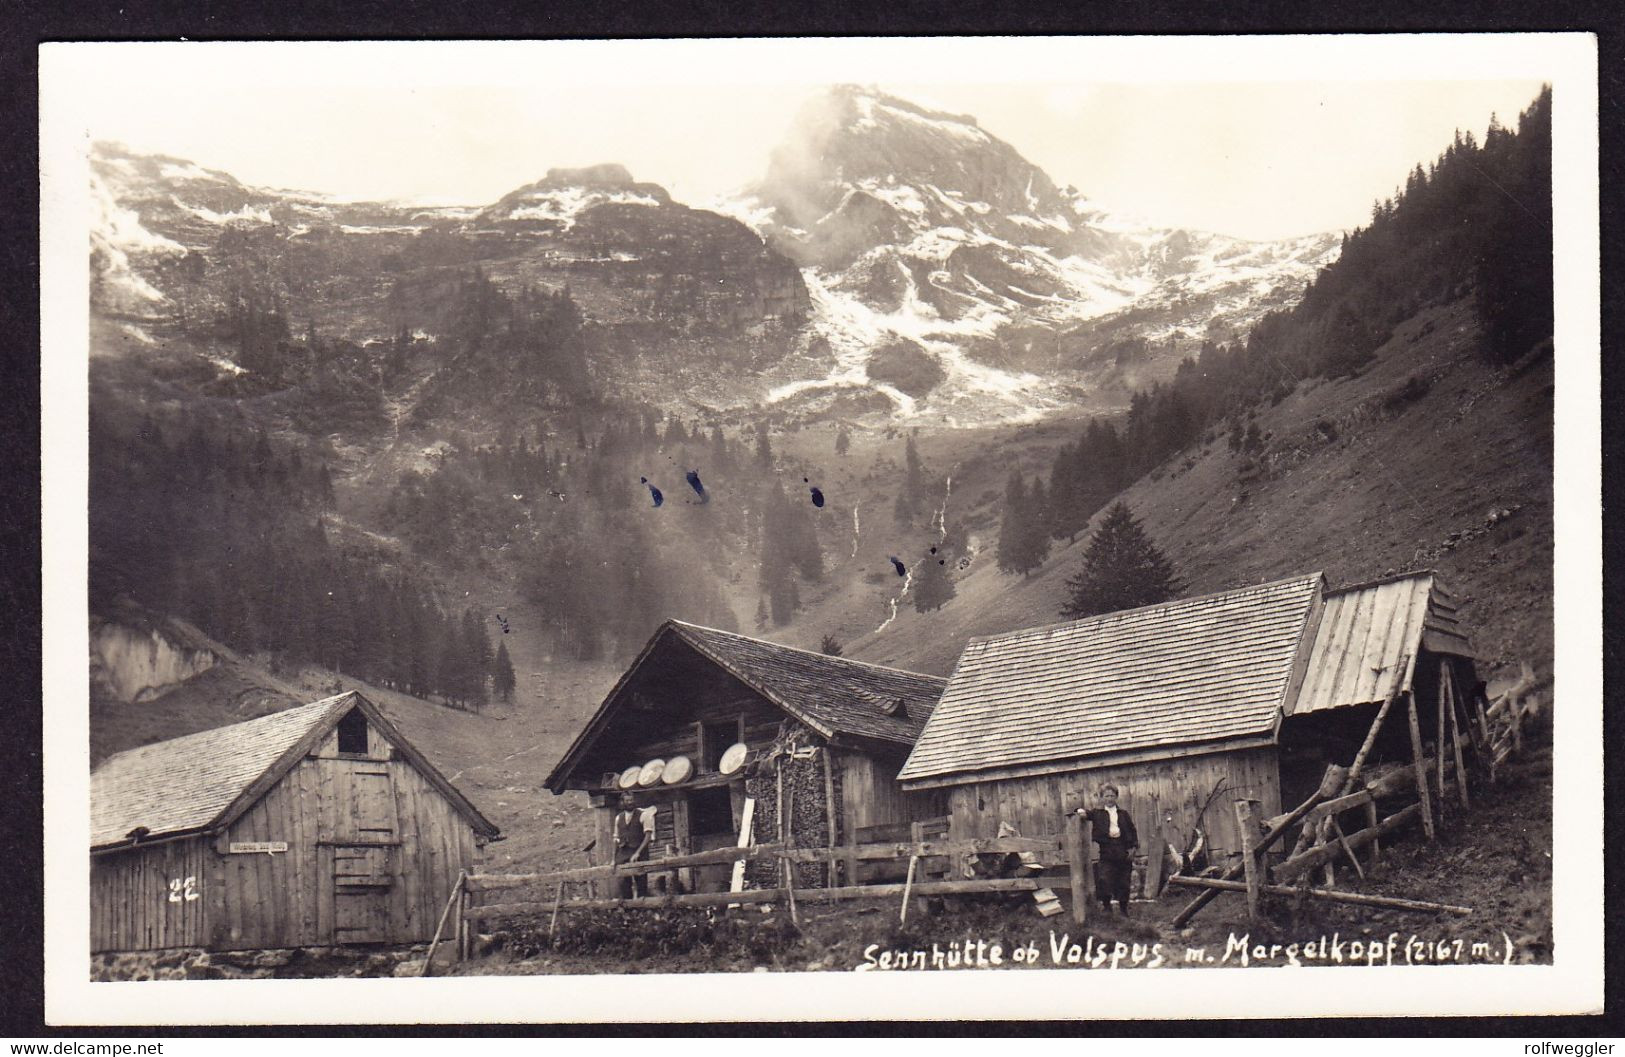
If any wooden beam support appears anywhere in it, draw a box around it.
[420,870,465,976]
[1328,817,1366,881]
[1165,874,1472,915]
[1172,764,1344,927]
[899,855,919,926]
[1274,804,1423,883]
[1435,668,1448,809]
[1364,797,1381,873]
[1342,657,1408,793]
[1445,668,1471,811]
[1235,799,1262,922]
[1406,693,1437,839]
[1064,811,1089,925]
[823,749,838,887]
[1264,789,1376,832]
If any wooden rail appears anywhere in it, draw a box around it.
[467,836,1065,892]
[467,878,1045,922]
[459,832,1088,942]
[1166,875,1471,915]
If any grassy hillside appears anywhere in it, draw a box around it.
[838,296,1553,686]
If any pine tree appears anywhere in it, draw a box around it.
[755,423,774,469]
[996,473,1029,575]
[835,427,851,456]
[1060,502,1180,619]
[912,553,956,612]
[996,473,1049,577]
[491,640,516,703]
[819,634,843,656]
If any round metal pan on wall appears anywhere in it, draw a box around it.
[661,755,692,784]
[638,759,666,786]
[618,765,643,790]
[719,742,749,776]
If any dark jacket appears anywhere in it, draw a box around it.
[1085,806,1138,861]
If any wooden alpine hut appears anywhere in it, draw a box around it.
[90,690,499,953]
[897,570,1480,884]
[543,620,947,891]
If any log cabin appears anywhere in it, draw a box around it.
[90,690,499,953]
[543,620,947,891]
[898,571,1477,888]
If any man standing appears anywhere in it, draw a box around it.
[1079,784,1138,916]
[613,794,650,899]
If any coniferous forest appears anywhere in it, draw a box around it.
[996,87,1553,574]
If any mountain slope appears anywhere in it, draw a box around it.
[720,85,1340,422]
[837,296,1552,686]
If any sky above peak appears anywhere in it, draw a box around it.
[52,38,1555,242]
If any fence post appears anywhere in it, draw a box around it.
[1235,799,1262,922]
[1064,811,1091,925]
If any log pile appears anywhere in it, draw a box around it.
[743,722,837,889]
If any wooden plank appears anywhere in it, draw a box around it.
[729,797,756,898]
[1165,875,1472,915]
[469,877,1045,920]
[1406,693,1436,839]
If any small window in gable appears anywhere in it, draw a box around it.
[337,709,369,755]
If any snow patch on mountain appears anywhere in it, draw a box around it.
[178,199,274,226]
[499,187,663,229]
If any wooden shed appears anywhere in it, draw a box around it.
[90,690,499,953]
[1276,571,1478,809]
[544,620,947,891]
[898,570,1478,882]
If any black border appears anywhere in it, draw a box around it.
[5,1,1621,1039]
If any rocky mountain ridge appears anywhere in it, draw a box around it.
[715,85,1340,422]
[91,86,1339,426]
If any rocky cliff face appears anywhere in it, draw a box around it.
[90,618,218,703]
[90,143,808,370]
[719,85,1341,422]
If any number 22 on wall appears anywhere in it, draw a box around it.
[168,875,199,903]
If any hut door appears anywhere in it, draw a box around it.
[329,763,398,944]
[333,846,394,943]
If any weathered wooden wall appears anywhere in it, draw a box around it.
[944,745,1281,863]
[90,838,208,953]
[208,754,479,950]
[839,753,943,833]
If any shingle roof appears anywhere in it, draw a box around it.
[544,621,946,790]
[91,691,499,849]
[898,573,1324,784]
[1289,572,1473,716]
[91,693,353,849]
[669,622,944,744]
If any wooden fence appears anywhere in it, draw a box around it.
[1172,661,1547,925]
[439,815,1099,960]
